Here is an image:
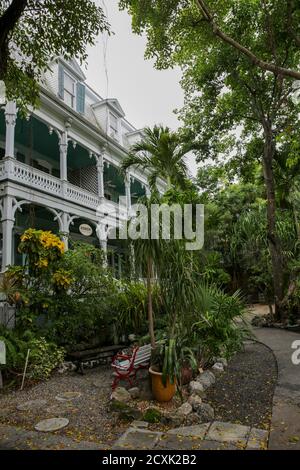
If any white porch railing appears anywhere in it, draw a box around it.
[12,160,62,196]
[0,160,129,217]
[66,182,100,209]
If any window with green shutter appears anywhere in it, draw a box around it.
[76,82,86,114]
[58,64,64,99]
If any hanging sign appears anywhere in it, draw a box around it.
[79,224,93,237]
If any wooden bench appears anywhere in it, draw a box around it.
[111,344,152,390]
[67,344,123,374]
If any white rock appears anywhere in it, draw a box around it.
[111,387,131,403]
[189,381,205,397]
[212,362,224,373]
[35,418,69,432]
[188,394,203,411]
[197,370,215,390]
[176,402,193,417]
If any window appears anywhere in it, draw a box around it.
[64,72,75,108]
[58,64,85,113]
[110,113,119,139]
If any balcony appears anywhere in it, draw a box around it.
[0,159,127,216]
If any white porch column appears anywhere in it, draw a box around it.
[125,171,131,214]
[4,102,17,158]
[96,154,105,200]
[59,132,68,182]
[146,186,151,198]
[96,222,108,266]
[61,212,70,251]
[58,120,71,198]
[1,196,14,272]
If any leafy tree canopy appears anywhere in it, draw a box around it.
[120,0,300,79]
[0,0,109,112]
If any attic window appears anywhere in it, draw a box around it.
[64,72,75,108]
[58,64,86,114]
[110,113,119,139]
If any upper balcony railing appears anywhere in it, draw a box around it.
[0,159,128,216]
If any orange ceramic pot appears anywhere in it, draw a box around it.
[149,366,176,402]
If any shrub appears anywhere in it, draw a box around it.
[0,327,65,382]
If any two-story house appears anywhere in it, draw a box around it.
[0,58,157,276]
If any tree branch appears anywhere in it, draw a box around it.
[0,0,28,78]
[195,0,300,80]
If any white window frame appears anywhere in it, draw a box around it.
[64,71,76,109]
[109,112,119,140]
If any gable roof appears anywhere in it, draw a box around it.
[59,57,86,81]
[92,98,125,118]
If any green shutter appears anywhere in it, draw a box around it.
[76,82,86,114]
[58,64,64,99]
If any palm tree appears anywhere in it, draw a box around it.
[121,125,190,191]
[130,194,163,349]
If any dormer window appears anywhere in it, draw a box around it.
[64,72,75,108]
[58,63,85,114]
[110,113,119,140]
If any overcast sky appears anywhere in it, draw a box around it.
[85,0,197,175]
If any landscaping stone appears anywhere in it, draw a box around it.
[113,428,162,450]
[206,421,250,444]
[216,357,228,367]
[195,403,215,422]
[176,402,193,417]
[156,434,204,450]
[131,420,149,429]
[111,387,131,403]
[110,400,142,421]
[247,428,269,450]
[167,423,210,438]
[34,418,69,433]
[189,381,205,397]
[212,362,224,373]
[197,370,216,390]
[188,394,202,411]
[17,400,47,412]
[128,387,140,399]
[55,392,82,402]
[161,412,185,427]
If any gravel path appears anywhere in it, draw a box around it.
[0,366,128,448]
[206,341,277,429]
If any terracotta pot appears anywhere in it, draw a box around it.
[149,366,176,402]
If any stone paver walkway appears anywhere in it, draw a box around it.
[112,421,268,450]
[255,328,300,450]
[0,424,106,450]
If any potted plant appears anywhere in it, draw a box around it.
[149,338,178,402]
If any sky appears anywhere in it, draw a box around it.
[85,0,198,176]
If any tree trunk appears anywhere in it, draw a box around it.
[147,257,156,349]
[262,124,285,321]
[0,0,28,79]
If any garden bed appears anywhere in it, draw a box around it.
[205,341,277,429]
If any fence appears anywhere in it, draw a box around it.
[0,302,16,329]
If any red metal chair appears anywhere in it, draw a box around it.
[111,344,152,390]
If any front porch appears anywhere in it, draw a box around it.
[0,103,147,272]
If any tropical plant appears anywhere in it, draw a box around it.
[0,326,65,381]
[121,125,189,191]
